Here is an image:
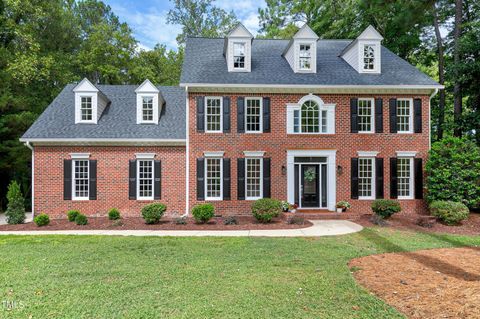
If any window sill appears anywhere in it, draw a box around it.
[288,133,334,136]
[204,131,223,134]
[396,131,414,134]
[72,198,89,201]
[358,131,375,134]
[358,197,375,200]
[245,197,263,201]
[398,196,414,200]
[205,198,223,201]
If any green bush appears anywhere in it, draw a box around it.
[67,210,80,222]
[426,137,480,208]
[74,214,88,225]
[191,204,215,224]
[5,180,26,224]
[371,199,401,219]
[108,208,121,220]
[34,213,50,227]
[141,203,167,224]
[430,201,469,225]
[251,198,282,223]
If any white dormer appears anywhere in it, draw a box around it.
[283,24,319,73]
[225,24,253,72]
[341,25,383,74]
[73,78,109,124]
[135,79,163,124]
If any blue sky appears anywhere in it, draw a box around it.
[103,0,266,50]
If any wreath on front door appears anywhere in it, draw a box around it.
[304,168,316,182]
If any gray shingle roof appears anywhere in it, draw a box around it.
[22,85,186,140]
[180,38,439,86]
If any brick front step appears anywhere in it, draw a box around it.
[285,210,357,220]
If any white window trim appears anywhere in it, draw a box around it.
[396,98,414,134]
[76,94,96,124]
[357,151,379,157]
[395,151,417,157]
[287,95,335,135]
[232,41,247,70]
[358,157,376,200]
[205,157,223,201]
[205,96,223,133]
[203,151,224,158]
[243,151,265,157]
[397,157,414,200]
[360,43,379,73]
[135,153,156,159]
[245,157,263,201]
[72,159,89,201]
[70,153,91,159]
[137,93,159,125]
[245,97,263,133]
[357,98,375,133]
[136,159,154,200]
[141,95,156,124]
[298,43,313,71]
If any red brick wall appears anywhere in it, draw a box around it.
[188,93,430,216]
[34,146,186,218]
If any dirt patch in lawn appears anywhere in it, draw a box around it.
[353,213,480,236]
[350,247,480,319]
[0,216,312,231]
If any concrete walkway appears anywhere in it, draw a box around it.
[0,220,363,237]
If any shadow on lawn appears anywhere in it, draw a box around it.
[359,228,480,282]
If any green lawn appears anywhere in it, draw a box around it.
[0,228,479,318]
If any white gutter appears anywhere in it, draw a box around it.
[184,86,190,216]
[429,88,439,149]
[24,142,34,219]
[180,83,445,89]
[19,138,186,146]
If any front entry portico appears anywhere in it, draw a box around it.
[287,150,337,211]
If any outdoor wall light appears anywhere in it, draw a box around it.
[281,165,287,175]
[337,165,343,176]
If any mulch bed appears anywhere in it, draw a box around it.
[353,213,480,236]
[350,247,480,319]
[0,216,312,231]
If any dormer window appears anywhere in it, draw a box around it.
[233,42,246,69]
[142,96,154,122]
[363,44,376,71]
[73,78,109,124]
[340,25,383,74]
[135,79,163,125]
[80,96,93,121]
[299,44,312,70]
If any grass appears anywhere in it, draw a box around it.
[0,228,479,318]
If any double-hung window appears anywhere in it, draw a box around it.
[358,158,375,199]
[80,96,93,122]
[397,99,413,133]
[205,158,222,200]
[299,44,312,70]
[246,158,262,200]
[205,97,222,132]
[73,160,89,200]
[233,42,246,69]
[363,44,376,71]
[358,98,374,133]
[397,157,414,199]
[142,96,154,122]
[137,160,154,200]
[245,97,262,133]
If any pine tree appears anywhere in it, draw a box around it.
[5,181,26,224]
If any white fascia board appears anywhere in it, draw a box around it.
[180,83,445,90]
[20,138,186,146]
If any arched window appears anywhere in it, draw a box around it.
[301,100,319,133]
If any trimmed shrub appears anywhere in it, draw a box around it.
[75,214,88,225]
[252,198,282,223]
[430,201,469,225]
[67,210,80,222]
[34,213,50,227]
[371,199,401,219]
[426,137,480,208]
[108,208,121,220]
[141,203,167,224]
[5,180,26,224]
[191,203,215,224]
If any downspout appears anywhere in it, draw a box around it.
[429,88,439,149]
[184,86,189,216]
[24,141,34,219]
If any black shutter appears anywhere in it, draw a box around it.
[375,158,384,199]
[263,158,271,198]
[390,158,398,199]
[196,96,205,132]
[414,98,422,133]
[223,97,231,133]
[223,158,231,200]
[263,97,271,133]
[64,159,72,200]
[154,160,161,200]
[237,158,245,200]
[414,158,423,199]
[129,160,136,200]
[350,98,358,133]
[375,98,383,133]
[196,158,205,201]
[389,98,397,133]
[237,97,245,133]
[89,160,97,200]
[351,158,359,199]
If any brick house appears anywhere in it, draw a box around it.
[21,24,442,218]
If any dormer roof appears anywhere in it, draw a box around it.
[282,24,319,56]
[135,79,160,93]
[227,23,254,38]
[73,78,110,104]
[340,25,383,57]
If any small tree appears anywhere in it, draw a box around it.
[426,137,480,208]
[5,181,26,224]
